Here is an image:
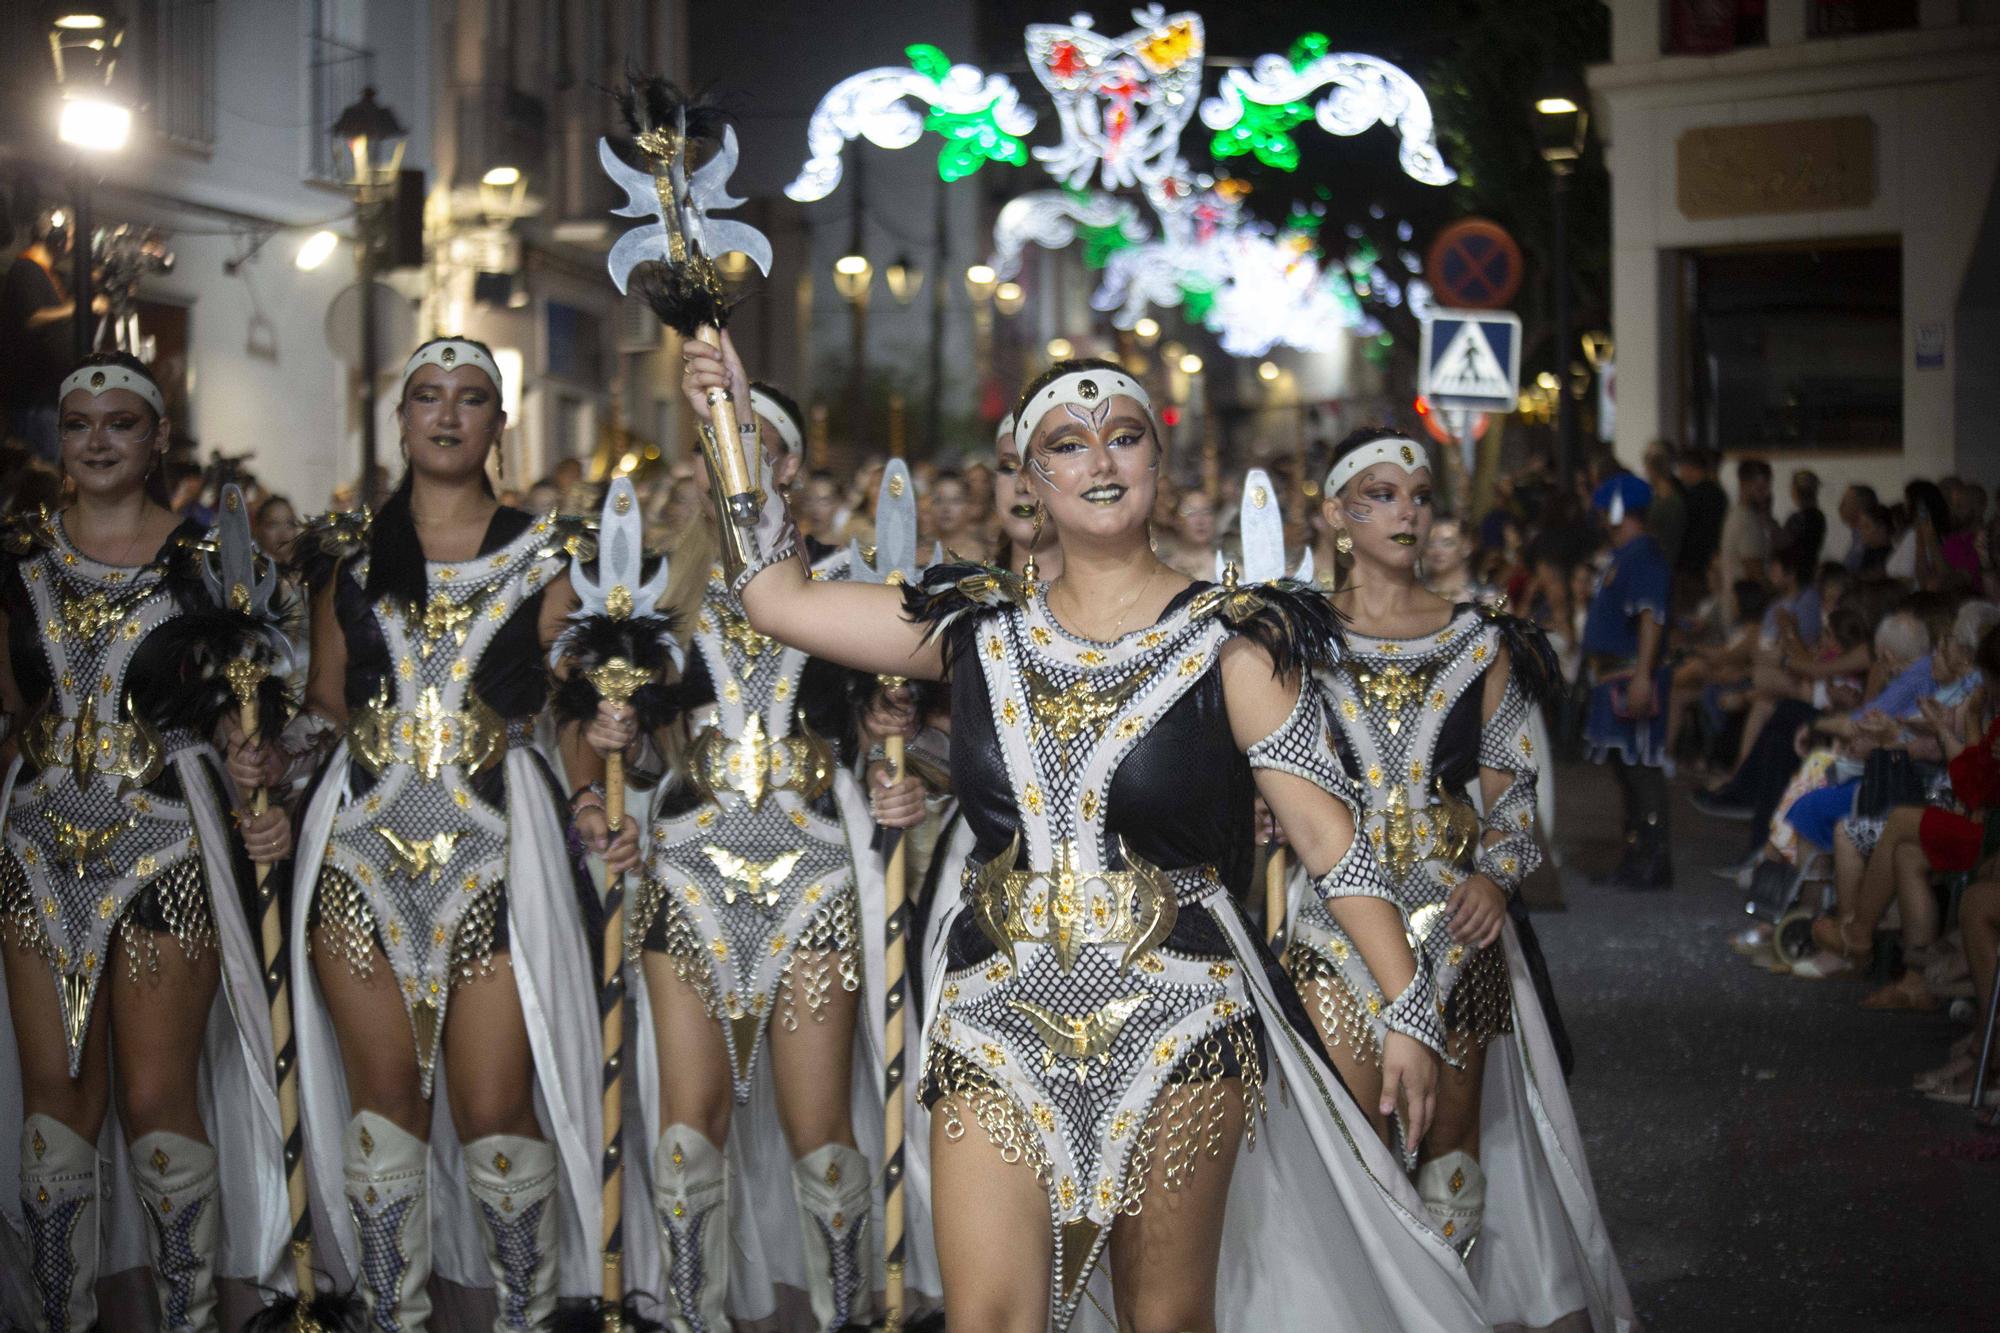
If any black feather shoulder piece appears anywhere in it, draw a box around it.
[1477,603,1564,709]
[551,613,683,733]
[295,510,371,592]
[901,562,1030,651]
[0,506,58,559]
[1188,577,1347,678]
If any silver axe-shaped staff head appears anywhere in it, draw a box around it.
[201,484,295,672]
[851,459,932,587]
[560,476,683,669]
[1218,468,1314,585]
[600,127,774,296]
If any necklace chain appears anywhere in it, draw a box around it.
[1051,564,1160,640]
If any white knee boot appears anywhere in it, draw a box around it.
[1417,1149,1486,1259]
[463,1134,559,1332]
[791,1143,871,1333]
[650,1125,729,1333]
[343,1110,432,1331]
[19,1114,99,1333]
[129,1131,220,1333]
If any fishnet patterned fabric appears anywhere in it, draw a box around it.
[1472,671,1544,894]
[1246,684,1351,794]
[474,1197,549,1329]
[661,1203,719,1332]
[143,1191,207,1329]
[22,1193,88,1333]
[809,1211,864,1328]
[348,1194,417,1333]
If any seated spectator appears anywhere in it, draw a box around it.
[1913,874,2000,1106]
[1667,579,1771,767]
[1803,617,2000,987]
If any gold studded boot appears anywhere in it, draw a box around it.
[19,1114,99,1333]
[650,1124,729,1333]
[343,1110,432,1331]
[1416,1149,1486,1260]
[462,1135,558,1332]
[790,1143,871,1333]
[128,1130,219,1332]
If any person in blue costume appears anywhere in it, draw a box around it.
[1582,473,1675,890]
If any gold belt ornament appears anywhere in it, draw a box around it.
[687,715,834,811]
[968,835,1180,974]
[347,685,505,780]
[701,845,805,909]
[45,812,134,879]
[1371,784,1481,881]
[18,696,166,789]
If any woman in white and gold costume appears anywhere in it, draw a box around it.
[0,352,292,1332]
[1292,427,1634,1330]
[685,336,1487,1333]
[281,338,610,1330]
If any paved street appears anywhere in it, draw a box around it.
[1541,761,1999,1331]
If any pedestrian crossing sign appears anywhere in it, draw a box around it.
[1419,309,1521,411]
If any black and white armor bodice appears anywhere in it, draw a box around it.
[319,510,577,1078]
[2,513,214,1069]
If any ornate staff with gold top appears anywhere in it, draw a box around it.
[552,475,679,1333]
[1224,468,1317,948]
[599,79,773,562]
[851,459,931,1331]
[205,487,357,1333]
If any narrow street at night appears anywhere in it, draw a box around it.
[1544,762,1998,1332]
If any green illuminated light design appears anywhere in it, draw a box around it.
[907,44,1028,183]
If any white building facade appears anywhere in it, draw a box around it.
[1590,0,2000,500]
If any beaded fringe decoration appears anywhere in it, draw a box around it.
[921,1016,1266,1219]
[1289,940,1514,1070]
[630,874,861,1028]
[311,866,505,988]
[0,845,214,982]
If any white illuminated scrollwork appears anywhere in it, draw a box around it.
[784,59,1036,203]
[990,190,1151,280]
[1199,52,1457,187]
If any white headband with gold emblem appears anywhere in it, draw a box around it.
[1325,437,1430,496]
[58,364,165,417]
[1013,369,1153,451]
[995,411,1016,446]
[748,387,802,455]
[400,339,502,398]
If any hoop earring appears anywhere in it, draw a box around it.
[1023,504,1046,584]
[1335,531,1353,555]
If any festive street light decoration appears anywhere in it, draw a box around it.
[785,43,1036,201]
[786,5,1455,357]
[1199,33,1457,187]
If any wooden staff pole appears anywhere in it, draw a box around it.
[225,659,318,1311]
[878,677,910,1332]
[584,659,652,1331]
[1266,847,1287,949]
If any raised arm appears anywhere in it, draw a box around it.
[681,332,944,680]
[1220,637,1439,1151]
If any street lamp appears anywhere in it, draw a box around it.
[994,281,1026,317]
[295,230,340,272]
[885,251,923,305]
[1532,67,1588,486]
[47,3,132,361]
[330,86,407,506]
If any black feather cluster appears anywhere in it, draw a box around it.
[615,75,727,143]
[1214,579,1349,679]
[131,608,298,741]
[900,562,1027,665]
[241,1286,364,1332]
[629,260,735,341]
[551,613,682,732]
[1481,606,1565,709]
[542,1295,668,1333]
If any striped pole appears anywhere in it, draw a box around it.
[586,659,652,1332]
[878,679,910,1332]
[225,659,320,1317]
[1266,847,1287,948]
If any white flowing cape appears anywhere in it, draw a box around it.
[1283,863,1637,1333]
[290,744,604,1300]
[0,751,289,1326]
